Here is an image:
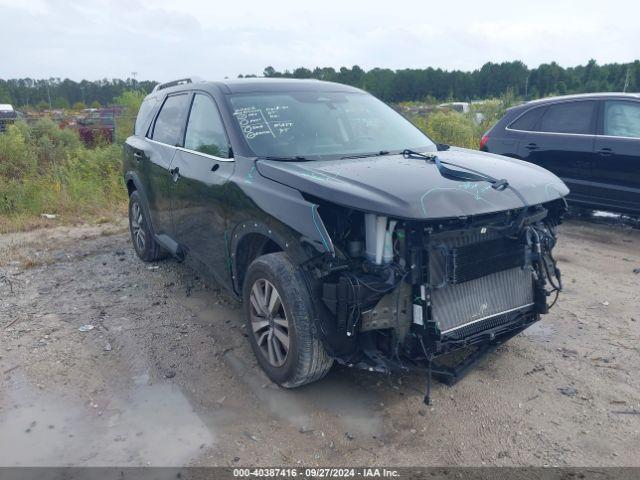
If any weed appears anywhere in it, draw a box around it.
[0,119,127,231]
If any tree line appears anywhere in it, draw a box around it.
[1,59,639,109]
[0,78,157,110]
[257,60,640,102]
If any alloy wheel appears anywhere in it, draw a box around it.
[249,278,290,367]
[130,201,146,253]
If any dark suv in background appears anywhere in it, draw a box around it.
[481,93,640,215]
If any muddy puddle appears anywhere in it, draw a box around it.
[0,372,214,466]
[182,288,387,440]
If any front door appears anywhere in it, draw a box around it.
[592,99,640,213]
[171,92,235,286]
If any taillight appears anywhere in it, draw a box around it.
[479,134,490,151]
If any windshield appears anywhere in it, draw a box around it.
[228,91,436,159]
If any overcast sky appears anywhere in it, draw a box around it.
[1,0,639,81]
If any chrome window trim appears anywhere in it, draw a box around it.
[176,145,235,162]
[145,138,235,162]
[595,133,640,141]
[504,128,640,140]
[504,127,596,138]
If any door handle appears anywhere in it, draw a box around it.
[133,151,143,161]
[597,147,613,156]
[524,142,539,150]
[169,166,180,182]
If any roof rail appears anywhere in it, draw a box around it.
[152,78,195,93]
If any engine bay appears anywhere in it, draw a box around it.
[307,198,566,402]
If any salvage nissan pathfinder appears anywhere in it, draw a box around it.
[123,78,568,402]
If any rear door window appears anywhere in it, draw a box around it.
[508,107,544,131]
[538,101,596,135]
[184,94,231,158]
[150,93,190,145]
[603,100,640,138]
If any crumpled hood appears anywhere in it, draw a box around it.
[256,147,569,219]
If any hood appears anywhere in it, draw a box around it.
[255,148,569,220]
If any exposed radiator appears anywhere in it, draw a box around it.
[428,230,534,334]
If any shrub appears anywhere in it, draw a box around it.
[0,121,126,223]
[414,111,479,149]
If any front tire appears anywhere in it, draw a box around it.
[243,252,333,388]
[128,190,167,262]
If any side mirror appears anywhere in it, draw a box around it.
[436,143,450,151]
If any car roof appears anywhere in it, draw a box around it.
[153,77,364,96]
[504,92,640,114]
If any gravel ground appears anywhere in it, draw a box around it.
[0,217,638,467]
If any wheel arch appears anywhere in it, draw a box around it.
[229,219,314,297]
[124,171,145,198]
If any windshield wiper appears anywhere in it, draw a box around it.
[262,155,311,162]
[402,149,509,191]
[341,150,391,160]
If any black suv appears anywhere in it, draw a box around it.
[481,93,640,215]
[124,78,567,399]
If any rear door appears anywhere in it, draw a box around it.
[142,93,190,236]
[516,100,597,202]
[170,92,235,285]
[592,99,640,213]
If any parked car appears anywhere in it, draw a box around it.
[480,93,640,215]
[76,109,116,145]
[0,104,18,133]
[123,78,567,401]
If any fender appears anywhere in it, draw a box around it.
[236,165,335,256]
[228,215,317,295]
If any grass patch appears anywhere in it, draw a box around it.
[0,119,127,232]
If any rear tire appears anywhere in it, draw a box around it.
[243,252,333,388]
[128,190,167,262]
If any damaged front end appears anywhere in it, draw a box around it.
[306,198,566,403]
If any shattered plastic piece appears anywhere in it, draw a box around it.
[40,213,57,219]
[78,324,95,332]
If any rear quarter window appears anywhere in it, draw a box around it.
[508,107,544,131]
[135,97,159,136]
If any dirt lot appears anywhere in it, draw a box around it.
[0,217,639,467]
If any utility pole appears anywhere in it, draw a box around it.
[46,80,52,110]
[131,71,138,91]
[623,66,631,93]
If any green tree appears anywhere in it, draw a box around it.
[114,90,146,143]
[0,85,11,104]
[52,97,70,109]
